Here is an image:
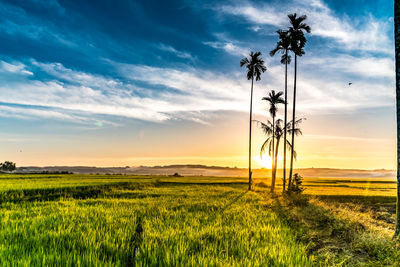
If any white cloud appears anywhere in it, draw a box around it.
[0,54,394,126]
[115,62,251,112]
[204,41,250,56]
[217,4,286,26]
[32,60,122,89]
[158,44,194,60]
[215,0,393,54]
[0,62,169,122]
[303,55,394,78]
[0,61,33,76]
[0,60,251,123]
[0,105,82,121]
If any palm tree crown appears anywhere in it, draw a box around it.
[257,118,303,159]
[240,51,267,81]
[262,90,285,118]
[270,30,292,64]
[288,13,311,56]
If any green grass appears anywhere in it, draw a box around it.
[0,174,313,266]
[0,174,399,266]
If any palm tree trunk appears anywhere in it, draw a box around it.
[289,54,297,190]
[271,117,275,192]
[272,137,280,193]
[394,0,400,237]
[283,49,288,193]
[248,74,255,191]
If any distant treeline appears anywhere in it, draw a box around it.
[12,171,74,175]
[147,165,237,170]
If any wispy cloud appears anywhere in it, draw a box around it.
[0,59,250,123]
[216,4,286,26]
[157,44,194,60]
[0,54,394,125]
[203,41,250,56]
[0,1,76,48]
[214,0,393,54]
[0,61,33,76]
[304,55,394,79]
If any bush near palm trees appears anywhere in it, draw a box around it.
[262,90,284,192]
[287,13,311,190]
[270,29,292,192]
[288,173,304,194]
[240,52,267,191]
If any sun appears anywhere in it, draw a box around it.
[258,155,273,169]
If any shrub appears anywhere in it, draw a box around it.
[289,173,304,193]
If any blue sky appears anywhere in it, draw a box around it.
[0,0,396,168]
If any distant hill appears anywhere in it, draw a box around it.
[16,165,395,179]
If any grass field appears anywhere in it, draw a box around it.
[0,174,399,266]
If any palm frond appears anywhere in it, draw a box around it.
[284,118,305,136]
[270,46,280,57]
[239,57,249,67]
[287,117,306,127]
[287,128,303,136]
[262,90,284,117]
[254,120,273,136]
[299,22,311,33]
[285,139,297,160]
[270,30,291,64]
[260,137,273,158]
[240,51,267,81]
[288,13,297,25]
[287,13,311,54]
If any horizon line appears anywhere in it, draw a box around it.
[17,164,395,172]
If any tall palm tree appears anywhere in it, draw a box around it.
[394,0,400,237]
[287,13,311,190]
[270,29,292,192]
[262,90,284,192]
[240,52,267,191]
[256,118,303,192]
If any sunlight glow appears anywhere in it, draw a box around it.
[258,155,273,169]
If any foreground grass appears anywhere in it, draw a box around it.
[0,174,399,266]
[262,193,400,266]
[0,175,312,266]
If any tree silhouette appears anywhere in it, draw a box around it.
[394,0,400,237]
[270,29,292,192]
[240,51,267,190]
[287,13,311,190]
[256,118,303,192]
[262,90,284,193]
[0,161,16,172]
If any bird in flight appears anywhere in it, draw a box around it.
[348,83,352,85]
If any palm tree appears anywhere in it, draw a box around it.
[262,90,284,192]
[287,13,311,190]
[270,29,292,192]
[394,0,400,237]
[256,118,303,192]
[240,52,267,191]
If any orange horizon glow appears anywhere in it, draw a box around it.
[1,108,395,170]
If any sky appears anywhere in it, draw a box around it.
[0,0,395,169]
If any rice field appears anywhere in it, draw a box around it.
[0,174,398,266]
